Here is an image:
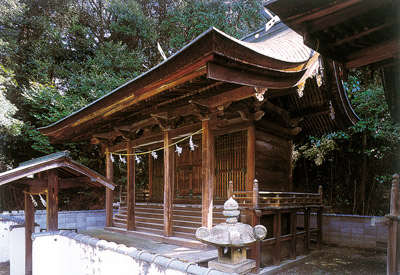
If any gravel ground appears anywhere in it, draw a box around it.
[277,247,386,275]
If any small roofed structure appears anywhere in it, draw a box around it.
[0,151,116,275]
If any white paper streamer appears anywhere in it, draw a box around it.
[189,136,198,151]
[30,194,38,207]
[39,194,46,207]
[175,144,183,156]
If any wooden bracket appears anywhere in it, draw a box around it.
[189,100,211,120]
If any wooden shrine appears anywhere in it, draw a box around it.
[0,151,116,275]
[39,23,358,271]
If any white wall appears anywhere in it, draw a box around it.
[10,226,39,275]
[0,219,17,263]
[32,232,229,275]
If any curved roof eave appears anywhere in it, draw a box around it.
[38,27,318,140]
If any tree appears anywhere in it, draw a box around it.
[0,0,266,210]
[293,71,400,216]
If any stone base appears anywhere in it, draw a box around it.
[208,259,255,274]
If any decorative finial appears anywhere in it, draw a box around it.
[223,197,240,224]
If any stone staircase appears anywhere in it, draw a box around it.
[113,202,225,239]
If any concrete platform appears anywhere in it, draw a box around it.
[81,228,217,264]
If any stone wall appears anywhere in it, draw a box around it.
[298,213,388,250]
[1,210,117,232]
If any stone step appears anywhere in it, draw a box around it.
[135,221,164,230]
[113,221,126,229]
[135,226,164,236]
[173,225,197,234]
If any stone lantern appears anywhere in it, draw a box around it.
[195,197,267,274]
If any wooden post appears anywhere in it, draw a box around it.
[389,174,399,215]
[317,209,323,250]
[106,149,114,227]
[317,185,323,250]
[250,210,261,273]
[47,169,58,231]
[304,208,311,254]
[387,173,399,275]
[202,120,214,229]
[273,210,282,265]
[290,210,297,259]
[227,181,233,198]
[289,140,293,190]
[246,126,255,192]
[149,152,153,198]
[127,141,135,230]
[164,131,174,237]
[319,185,323,205]
[25,192,35,275]
[252,179,259,208]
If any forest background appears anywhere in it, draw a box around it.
[0,0,399,216]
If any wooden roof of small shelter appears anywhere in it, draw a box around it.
[0,151,115,190]
[265,0,400,122]
[38,26,358,144]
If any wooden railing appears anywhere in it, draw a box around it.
[228,179,323,209]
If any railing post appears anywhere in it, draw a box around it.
[390,174,399,215]
[304,208,311,254]
[228,180,233,198]
[253,179,259,208]
[319,186,323,205]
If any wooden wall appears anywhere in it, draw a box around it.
[255,130,292,191]
[175,142,202,198]
[152,151,164,199]
[215,130,247,198]
[149,127,293,200]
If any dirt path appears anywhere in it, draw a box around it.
[278,247,386,275]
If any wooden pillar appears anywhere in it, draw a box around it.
[250,210,261,273]
[47,169,58,231]
[290,210,297,259]
[106,149,114,227]
[148,152,153,198]
[25,192,35,275]
[202,120,214,229]
[288,140,293,190]
[317,209,323,250]
[164,131,174,237]
[246,125,255,191]
[304,208,311,254]
[127,141,135,231]
[387,173,399,275]
[273,210,282,265]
